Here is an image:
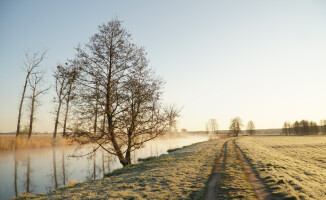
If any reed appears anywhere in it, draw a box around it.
[0,135,74,150]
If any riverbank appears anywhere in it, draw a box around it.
[15,138,229,200]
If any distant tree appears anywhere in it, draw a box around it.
[309,121,319,135]
[181,128,187,133]
[207,119,218,134]
[320,120,326,134]
[27,72,49,139]
[299,120,310,135]
[289,120,321,135]
[246,120,255,135]
[16,50,46,137]
[292,121,300,135]
[282,121,291,135]
[164,105,182,133]
[229,117,243,137]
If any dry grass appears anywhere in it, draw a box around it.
[236,136,326,200]
[0,135,74,150]
[15,138,230,200]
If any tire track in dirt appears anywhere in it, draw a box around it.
[204,141,228,200]
[234,139,273,200]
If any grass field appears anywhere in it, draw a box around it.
[236,136,326,200]
[15,138,229,200]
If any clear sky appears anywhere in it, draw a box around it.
[0,0,325,133]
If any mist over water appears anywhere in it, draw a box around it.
[0,133,211,200]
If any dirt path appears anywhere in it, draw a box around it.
[204,138,272,200]
[234,139,273,200]
[204,141,228,200]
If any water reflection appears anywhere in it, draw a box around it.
[52,147,58,189]
[14,147,18,197]
[62,150,66,185]
[0,133,211,199]
[26,151,31,193]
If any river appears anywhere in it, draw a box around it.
[0,133,213,200]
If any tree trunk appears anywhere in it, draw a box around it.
[62,151,66,185]
[93,152,96,180]
[62,86,72,136]
[107,111,128,166]
[16,74,29,136]
[107,154,111,173]
[94,82,99,134]
[108,125,129,166]
[53,147,58,189]
[26,152,31,193]
[102,150,105,175]
[102,113,106,133]
[106,69,129,166]
[28,84,36,139]
[14,148,18,197]
[53,99,62,139]
[125,130,132,164]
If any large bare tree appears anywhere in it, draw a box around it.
[69,19,172,166]
[16,51,46,136]
[229,116,243,137]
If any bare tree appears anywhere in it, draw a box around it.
[16,51,46,136]
[246,120,255,135]
[164,104,182,133]
[53,65,69,138]
[27,72,49,139]
[286,121,292,135]
[282,121,289,135]
[207,119,218,134]
[229,117,243,137]
[69,19,173,166]
[62,66,78,136]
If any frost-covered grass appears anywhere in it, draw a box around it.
[217,140,256,200]
[15,138,229,200]
[237,136,326,200]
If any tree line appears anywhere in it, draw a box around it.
[282,120,326,135]
[205,117,256,137]
[15,19,181,166]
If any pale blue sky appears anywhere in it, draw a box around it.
[0,0,325,132]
